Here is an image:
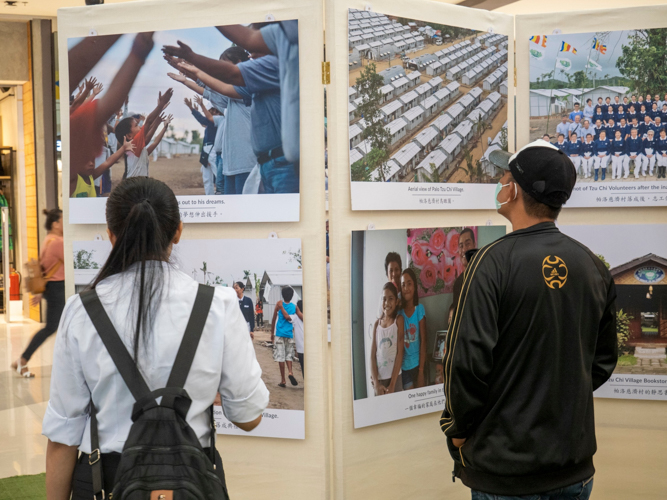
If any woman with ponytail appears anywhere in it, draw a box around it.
[43,177,269,499]
[12,208,64,378]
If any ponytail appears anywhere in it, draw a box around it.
[91,177,181,360]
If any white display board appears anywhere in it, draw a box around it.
[61,2,302,224]
[344,4,514,211]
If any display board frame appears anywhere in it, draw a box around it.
[58,0,328,498]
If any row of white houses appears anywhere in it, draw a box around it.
[350,87,504,182]
[349,81,464,148]
[483,67,507,91]
[462,57,507,87]
[153,138,199,158]
[413,91,504,182]
[351,31,426,55]
[476,33,508,49]
[529,85,630,117]
[480,121,509,176]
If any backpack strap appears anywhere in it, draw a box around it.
[166,284,215,388]
[166,284,217,467]
[80,288,155,500]
[80,289,153,401]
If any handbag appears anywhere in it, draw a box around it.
[24,239,61,294]
[200,143,214,167]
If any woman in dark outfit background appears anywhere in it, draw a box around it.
[233,281,255,340]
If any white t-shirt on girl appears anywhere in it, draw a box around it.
[375,318,400,380]
[291,314,304,354]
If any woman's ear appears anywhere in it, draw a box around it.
[107,228,117,245]
[172,221,183,245]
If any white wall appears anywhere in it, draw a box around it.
[0,90,17,148]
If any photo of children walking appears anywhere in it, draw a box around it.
[72,237,305,439]
[350,225,506,428]
[66,21,300,223]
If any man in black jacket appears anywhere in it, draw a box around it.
[440,140,617,499]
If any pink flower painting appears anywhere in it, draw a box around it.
[407,227,478,297]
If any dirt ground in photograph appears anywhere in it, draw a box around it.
[253,326,304,411]
[109,154,206,196]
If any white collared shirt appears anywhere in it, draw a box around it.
[43,264,269,453]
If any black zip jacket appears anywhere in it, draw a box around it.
[440,222,617,495]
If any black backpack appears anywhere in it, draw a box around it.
[80,284,230,500]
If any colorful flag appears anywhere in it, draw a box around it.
[556,57,573,72]
[587,59,603,71]
[529,35,548,48]
[592,37,607,54]
[560,41,578,54]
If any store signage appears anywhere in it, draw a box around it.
[634,266,665,284]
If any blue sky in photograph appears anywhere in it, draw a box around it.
[529,30,633,83]
[68,27,233,138]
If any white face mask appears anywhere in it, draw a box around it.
[495,181,517,210]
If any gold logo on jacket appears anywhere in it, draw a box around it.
[542,256,568,289]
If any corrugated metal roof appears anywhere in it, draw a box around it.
[446,103,465,118]
[429,76,443,88]
[439,134,462,154]
[431,114,453,132]
[416,148,448,171]
[399,90,419,104]
[422,95,439,109]
[386,117,408,134]
[349,148,363,166]
[349,123,363,138]
[381,100,403,115]
[391,141,422,166]
[413,126,439,147]
[402,106,424,121]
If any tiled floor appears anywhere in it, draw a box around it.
[0,316,53,479]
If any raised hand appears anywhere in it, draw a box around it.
[194,95,205,109]
[168,72,186,84]
[92,83,104,96]
[184,97,193,109]
[177,61,199,77]
[163,114,174,126]
[157,88,173,109]
[122,139,135,154]
[162,40,194,61]
[132,32,155,60]
[84,77,97,93]
[76,82,84,97]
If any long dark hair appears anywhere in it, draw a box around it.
[91,177,181,360]
[401,268,419,306]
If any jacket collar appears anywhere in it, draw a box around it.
[504,221,558,239]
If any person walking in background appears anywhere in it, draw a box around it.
[11,209,64,378]
[441,140,616,500]
[43,177,268,498]
[233,281,255,340]
[255,299,264,328]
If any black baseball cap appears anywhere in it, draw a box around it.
[488,139,576,208]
